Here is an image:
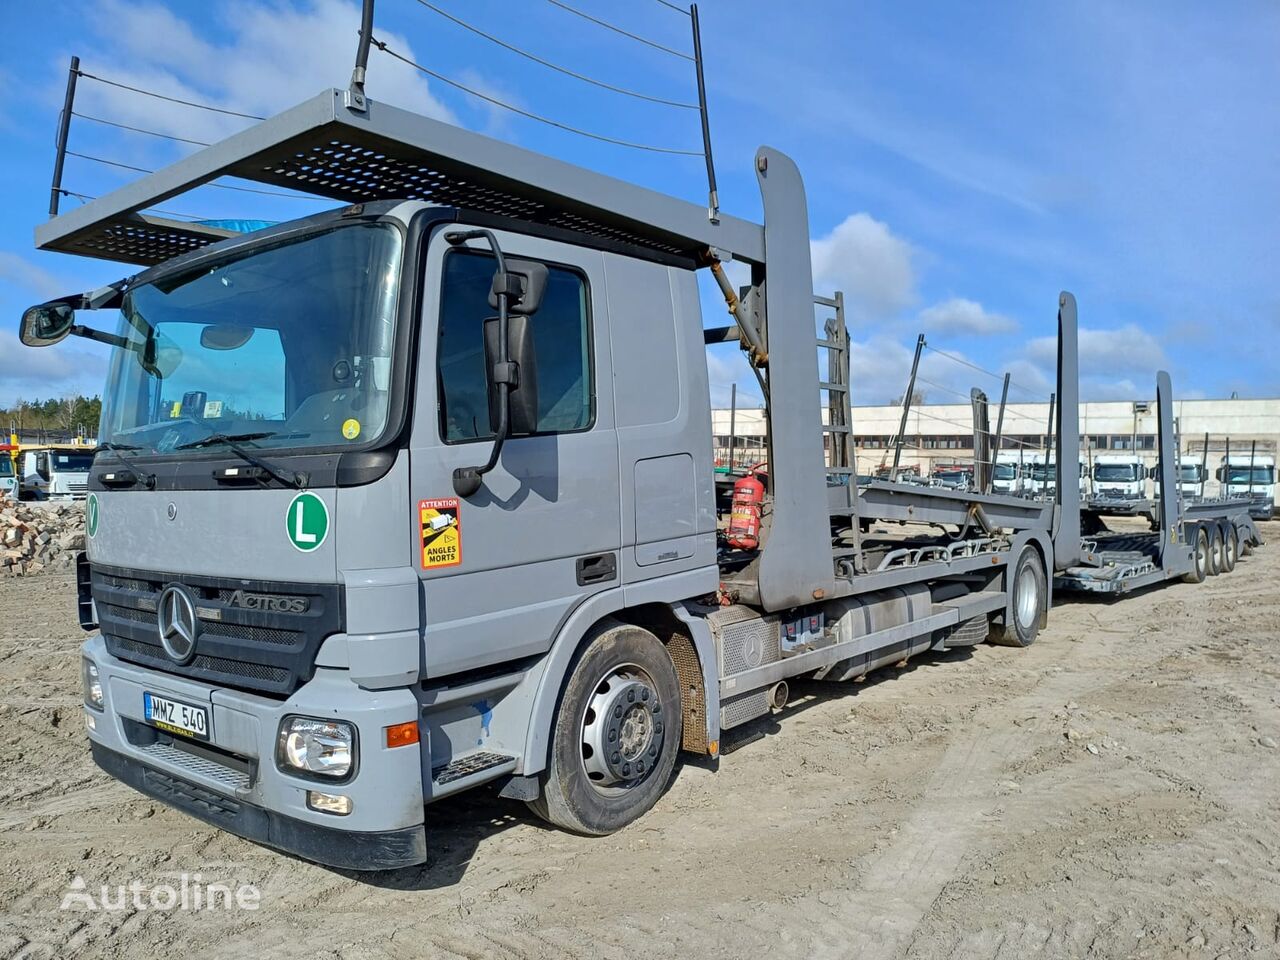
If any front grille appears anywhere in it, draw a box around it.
[93,563,343,697]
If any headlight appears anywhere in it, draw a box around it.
[82,659,103,710]
[276,716,356,779]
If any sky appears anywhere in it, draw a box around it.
[0,0,1277,413]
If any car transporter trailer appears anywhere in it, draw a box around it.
[20,65,1263,866]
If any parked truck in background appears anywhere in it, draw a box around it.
[17,446,93,500]
[1217,454,1276,519]
[0,454,15,500]
[990,451,1025,496]
[1090,454,1147,502]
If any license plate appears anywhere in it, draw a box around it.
[143,692,209,741]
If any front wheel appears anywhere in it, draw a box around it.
[990,546,1046,647]
[528,622,682,835]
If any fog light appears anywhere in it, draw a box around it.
[307,791,353,815]
[277,716,356,779]
[84,710,97,732]
[82,659,103,710]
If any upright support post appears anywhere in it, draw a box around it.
[1225,436,1231,499]
[1053,292,1082,570]
[690,4,719,222]
[971,388,990,494]
[1249,439,1257,496]
[49,55,80,217]
[1200,431,1209,495]
[346,0,376,111]
[1045,391,1057,499]
[728,382,737,472]
[1154,373,1179,550]
[890,334,925,482]
[986,372,1011,494]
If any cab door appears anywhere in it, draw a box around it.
[408,224,620,678]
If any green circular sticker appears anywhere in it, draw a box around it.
[285,492,329,552]
[86,493,100,539]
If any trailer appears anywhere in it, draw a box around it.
[1056,373,1262,594]
[18,31,1265,869]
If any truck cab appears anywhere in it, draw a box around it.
[1090,454,1147,502]
[990,452,1024,496]
[0,453,15,500]
[1217,454,1275,518]
[18,447,93,500]
[1177,462,1207,500]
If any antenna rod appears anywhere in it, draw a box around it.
[49,55,80,217]
[987,372,1010,494]
[348,0,376,110]
[690,4,719,222]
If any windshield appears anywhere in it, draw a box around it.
[1178,464,1204,482]
[1095,463,1139,482]
[1225,466,1275,485]
[98,223,403,455]
[993,463,1017,480]
[51,452,94,472]
[0,458,12,477]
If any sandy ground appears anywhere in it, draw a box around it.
[2,522,1278,960]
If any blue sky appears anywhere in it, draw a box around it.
[1,0,1277,411]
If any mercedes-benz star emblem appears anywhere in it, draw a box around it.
[157,584,199,664]
[166,502,178,521]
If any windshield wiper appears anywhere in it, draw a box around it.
[174,432,305,489]
[92,442,156,489]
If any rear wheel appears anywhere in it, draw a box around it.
[528,622,682,835]
[1183,526,1209,584]
[990,546,1045,648]
[1222,525,1238,573]
[1206,526,1222,576]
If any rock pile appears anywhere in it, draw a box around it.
[0,500,85,576]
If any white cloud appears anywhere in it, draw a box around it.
[811,213,916,321]
[76,0,455,146]
[1027,324,1167,378]
[918,297,1017,336]
[705,348,764,410]
[0,331,109,403]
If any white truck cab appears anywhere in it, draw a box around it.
[18,447,93,501]
[0,454,15,500]
[1177,462,1208,500]
[1217,454,1275,519]
[991,451,1025,496]
[1091,454,1147,502]
[1025,454,1088,498]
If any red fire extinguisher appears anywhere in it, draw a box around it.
[727,465,766,550]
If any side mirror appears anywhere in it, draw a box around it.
[483,314,539,435]
[20,302,75,347]
[488,259,549,316]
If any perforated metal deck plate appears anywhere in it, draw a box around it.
[38,89,766,268]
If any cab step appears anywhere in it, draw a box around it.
[431,751,517,793]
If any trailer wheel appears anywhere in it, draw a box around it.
[1205,526,1222,576]
[1221,526,1238,572]
[528,622,682,836]
[1183,526,1209,584]
[990,546,1045,648]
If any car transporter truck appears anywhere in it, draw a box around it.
[20,56,1263,868]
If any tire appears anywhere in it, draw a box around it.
[1183,526,1209,584]
[1206,526,1222,576]
[527,622,682,835]
[1222,525,1238,573]
[990,546,1046,648]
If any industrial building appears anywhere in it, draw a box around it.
[713,396,1280,486]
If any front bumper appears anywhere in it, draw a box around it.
[91,741,425,870]
[82,634,427,870]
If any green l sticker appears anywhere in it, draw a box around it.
[86,493,100,539]
[286,492,329,552]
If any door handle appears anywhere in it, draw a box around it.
[576,553,617,586]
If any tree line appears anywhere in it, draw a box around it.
[1,395,103,438]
